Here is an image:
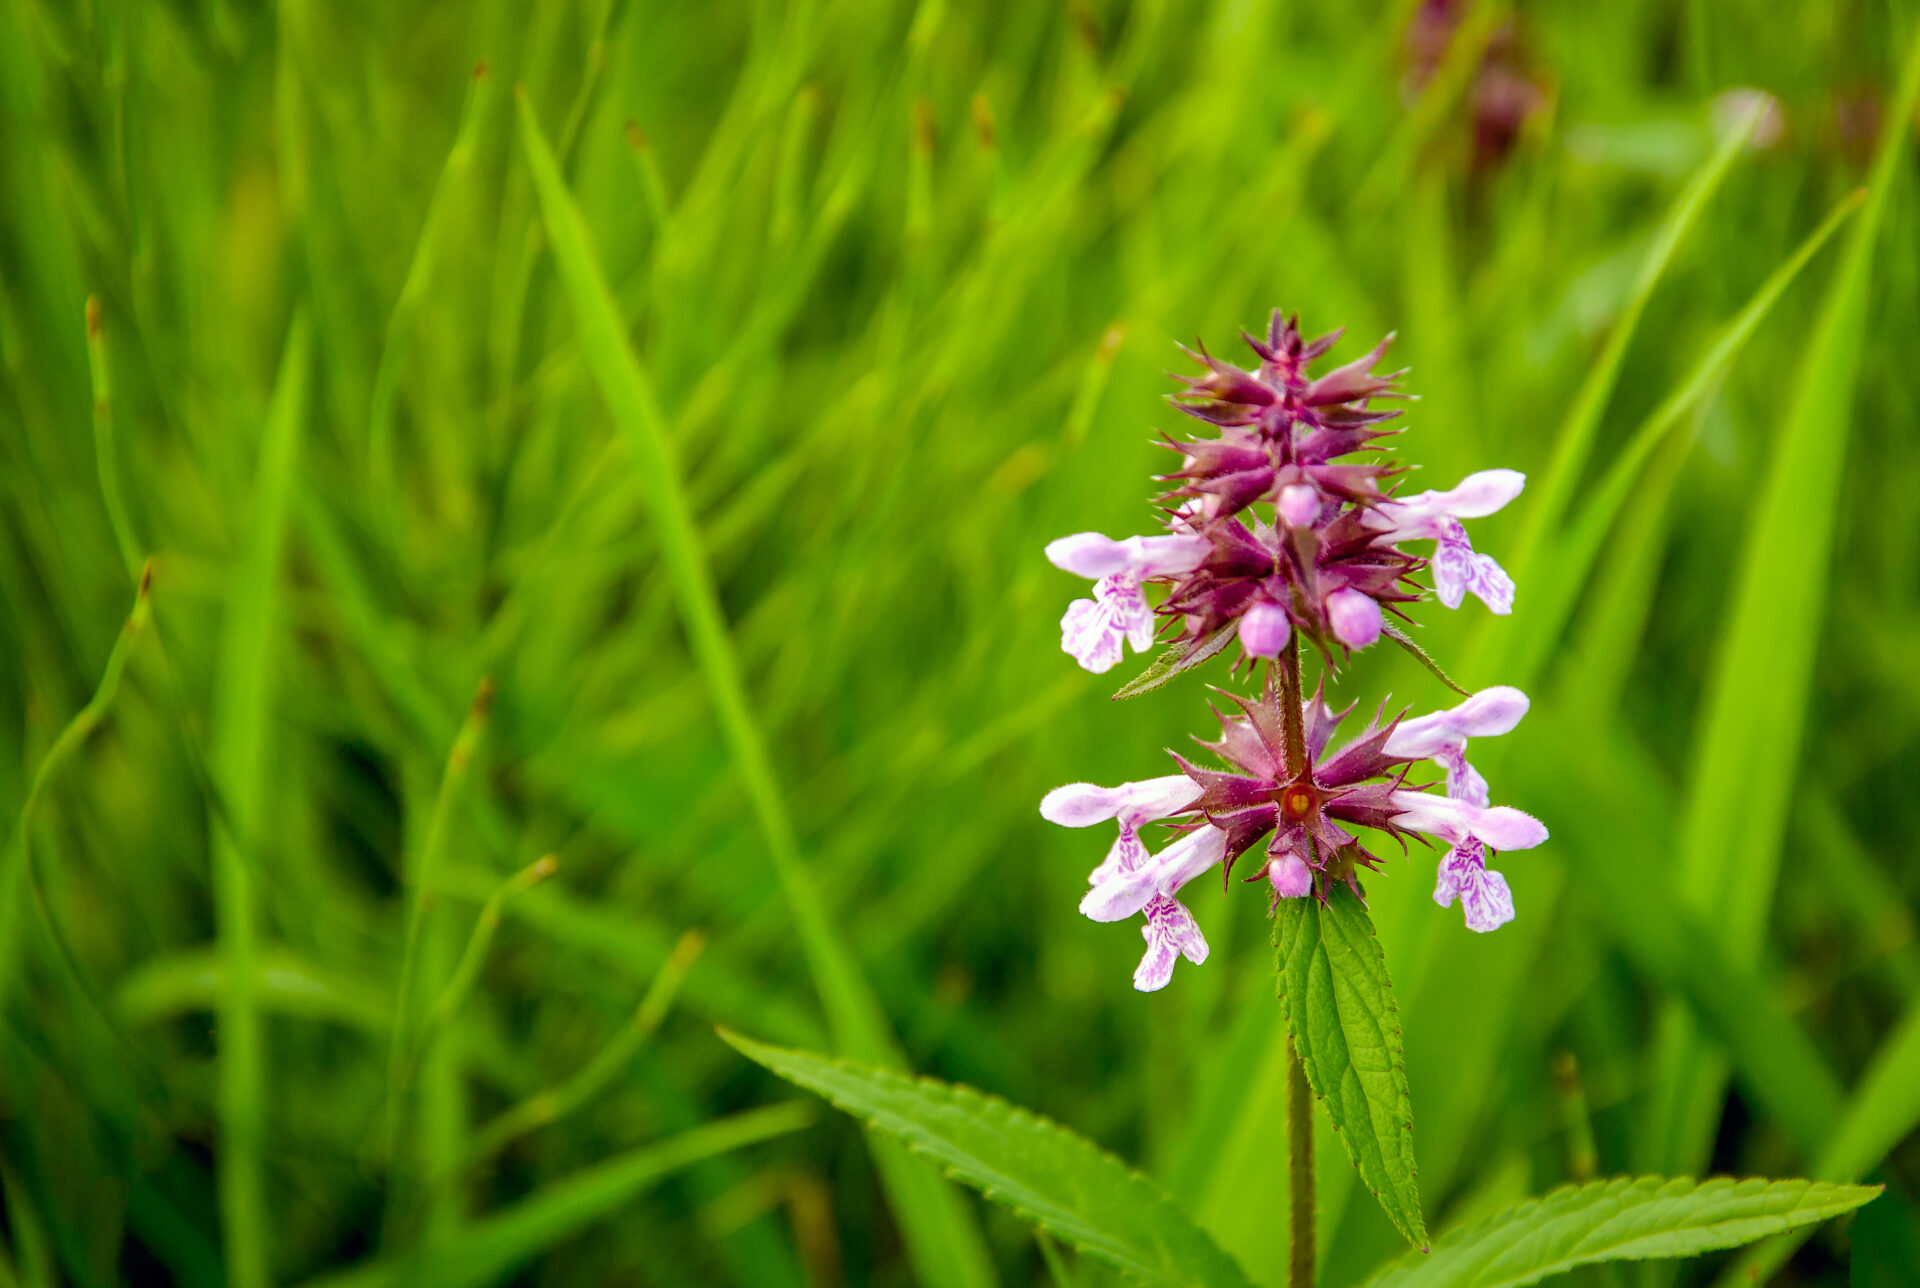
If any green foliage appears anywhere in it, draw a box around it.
[1275,884,1428,1250]
[723,1031,1254,1288]
[1362,1176,1881,1288]
[1112,627,1235,699]
[301,1103,817,1288]
[516,85,996,1288]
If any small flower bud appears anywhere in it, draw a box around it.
[1278,484,1320,528]
[1238,602,1291,658]
[1326,587,1382,649]
[1267,850,1313,898]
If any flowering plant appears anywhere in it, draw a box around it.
[1042,311,1546,994]
[733,307,1886,1288]
[1031,310,1549,1257]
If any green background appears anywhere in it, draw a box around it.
[2,1,1918,1285]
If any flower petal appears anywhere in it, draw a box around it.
[1460,866,1516,932]
[1433,522,1516,614]
[1046,532,1211,579]
[1471,805,1547,850]
[1088,826,1148,886]
[1429,469,1526,520]
[1390,791,1548,851]
[1372,469,1527,541]
[1045,532,1132,579]
[1060,597,1126,673]
[1133,894,1208,992]
[1039,782,1124,827]
[1080,865,1158,923]
[1150,825,1229,896]
[1278,484,1321,528]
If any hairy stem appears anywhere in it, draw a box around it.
[1276,636,1314,1288]
[1287,1031,1315,1288]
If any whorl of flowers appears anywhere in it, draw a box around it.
[1041,311,1546,992]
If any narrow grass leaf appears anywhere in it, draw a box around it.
[1655,22,1920,1175]
[115,947,391,1031]
[1492,100,1758,647]
[1507,186,1861,689]
[208,311,310,1288]
[84,296,141,581]
[0,563,153,1013]
[722,1031,1255,1288]
[516,91,997,1288]
[463,929,705,1167]
[1360,1176,1880,1288]
[1520,720,1843,1152]
[301,1104,815,1288]
[1274,883,1428,1250]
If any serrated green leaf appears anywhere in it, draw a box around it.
[1274,883,1428,1249]
[1378,622,1469,697]
[1361,1175,1880,1288]
[721,1031,1255,1288]
[1112,625,1235,700]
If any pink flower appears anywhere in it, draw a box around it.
[1389,789,1545,934]
[1369,469,1524,613]
[1046,532,1211,673]
[1384,686,1529,806]
[1041,778,1228,992]
[1040,775,1203,888]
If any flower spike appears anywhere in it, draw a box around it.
[1040,308,1544,990]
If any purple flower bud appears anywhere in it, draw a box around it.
[1267,850,1314,898]
[1326,587,1383,649]
[1238,602,1292,658]
[1278,484,1321,528]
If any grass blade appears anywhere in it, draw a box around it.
[1506,185,1862,689]
[300,1103,816,1288]
[367,63,494,508]
[1485,99,1760,670]
[0,564,153,1018]
[208,311,310,1288]
[1650,22,1920,1175]
[462,929,705,1168]
[84,296,141,581]
[515,89,997,1288]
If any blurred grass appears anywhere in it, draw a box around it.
[2,1,1919,1286]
